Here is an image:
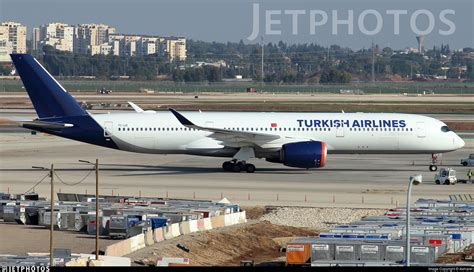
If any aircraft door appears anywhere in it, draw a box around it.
[416,121,425,138]
[205,121,214,128]
[104,121,113,137]
[336,126,344,137]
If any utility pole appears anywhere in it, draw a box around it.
[95,158,99,261]
[261,36,264,85]
[79,159,100,261]
[49,164,54,267]
[371,41,375,83]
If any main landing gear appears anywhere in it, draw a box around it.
[429,153,440,172]
[222,160,256,173]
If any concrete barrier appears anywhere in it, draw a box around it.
[211,215,225,228]
[129,233,146,252]
[203,218,212,230]
[238,211,247,224]
[153,228,164,243]
[144,230,154,246]
[189,220,198,233]
[232,213,240,225]
[197,219,205,231]
[171,223,181,237]
[224,214,233,226]
[179,221,192,235]
[105,239,132,257]
[163,225,174,240]
[234,212,241,224]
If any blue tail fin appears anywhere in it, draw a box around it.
[10,54,87,118]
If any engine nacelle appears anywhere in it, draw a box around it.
[281,141,327,168]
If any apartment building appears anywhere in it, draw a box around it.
[165,37,186,61]
[0,22,27,54]
[0,22,26,62]
[38,22,74,52]
[74,24,115,54]
[0,25,12,62]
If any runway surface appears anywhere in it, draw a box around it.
[1,133,473,208]
[1,109,474,120]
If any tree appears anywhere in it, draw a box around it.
[319,68,351,84]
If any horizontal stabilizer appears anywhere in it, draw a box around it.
[20,120,74,129]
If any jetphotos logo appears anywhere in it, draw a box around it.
[247,3,456,41]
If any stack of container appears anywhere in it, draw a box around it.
[285,197,474,267]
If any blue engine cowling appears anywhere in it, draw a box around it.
[281,141,327,168]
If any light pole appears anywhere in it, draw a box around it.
[32,165,55,267]
[79,159,100,261]
[406,174,422,267]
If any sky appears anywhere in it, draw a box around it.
[1,0,472,50]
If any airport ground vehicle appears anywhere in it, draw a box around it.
[461,154,474,166]
[434,168,457,185]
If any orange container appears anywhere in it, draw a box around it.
[286,238,318,265]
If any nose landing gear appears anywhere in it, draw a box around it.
[429,153,441,172]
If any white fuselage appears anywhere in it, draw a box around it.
[91,111,465,158]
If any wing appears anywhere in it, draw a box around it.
[128,101,144,113]
[168,108,280,147]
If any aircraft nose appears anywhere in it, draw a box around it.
[454,135,465,149]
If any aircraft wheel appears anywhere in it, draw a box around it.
[222,161,232,171]
[245,164,256,173]
[231,164,241,173]
[429,165,437,172]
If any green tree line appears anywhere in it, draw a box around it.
[22,42,474,84]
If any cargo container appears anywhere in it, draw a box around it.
[410,245,439,264]
[109,215,143,239]
[86,215,108,236]
[311,242,334,261]
[14,205,28,224]
[358,241,386,261]
[3,203,16,222]
[384,242,405,263]
[286,238,319,265]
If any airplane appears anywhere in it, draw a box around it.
[9,54,465,173]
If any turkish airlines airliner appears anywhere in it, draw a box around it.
[10,54,465,173]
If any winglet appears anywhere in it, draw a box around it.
[128,101,144,113]
[168,108,195,126]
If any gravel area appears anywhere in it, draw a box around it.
[260,207,387,231]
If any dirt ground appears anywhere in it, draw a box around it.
[241,206,268,220]
[0,221,117,255]
[129,220,317,266]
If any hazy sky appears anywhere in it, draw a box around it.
[1,0,472,50]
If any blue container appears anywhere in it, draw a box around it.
[149,217,168,229]
[451,233,461,239]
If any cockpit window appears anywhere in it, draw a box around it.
[441,126,451,132]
